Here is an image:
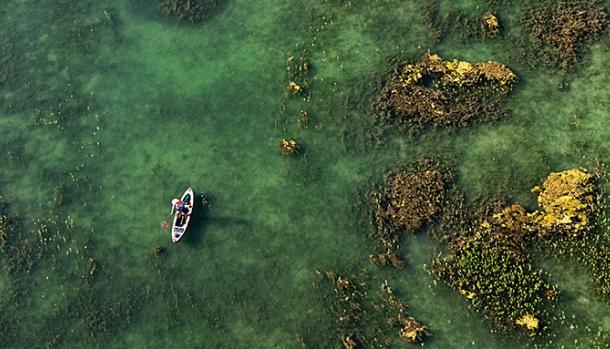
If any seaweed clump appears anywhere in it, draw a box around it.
[481,11,501,37]
[375,52,517,133]
[279,139,299,156]
[521,0,608,70]
[314,271,430,348]
[285,53,312,96]
[159,0,224,23]
[370,158,452,268]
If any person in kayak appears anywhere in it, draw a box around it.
[171,198,185,214]
[171,198,189,222]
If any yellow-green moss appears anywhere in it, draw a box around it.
[400,52,517,90]
[516,314,539,335]
[531,168,596,236]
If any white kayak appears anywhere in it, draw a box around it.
[172,187,194,243]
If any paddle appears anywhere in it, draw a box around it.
[161,210,176,229]
[161,208,175,230]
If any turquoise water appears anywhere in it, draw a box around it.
[0,0,609,348]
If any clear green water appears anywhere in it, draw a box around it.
[0,0,608,348]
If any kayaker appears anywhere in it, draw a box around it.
[171,198,189,217]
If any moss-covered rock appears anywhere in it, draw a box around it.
[531,168,596,236]
[399,316,430,343]
[534,167,610,299]
[375,52,517,132]
[516,313,539,336]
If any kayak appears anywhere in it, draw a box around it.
[172,187,194,243]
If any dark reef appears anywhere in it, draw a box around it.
[520,0,608,70]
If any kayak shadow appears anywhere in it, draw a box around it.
[181,200,250,247]
[181,198,210,246]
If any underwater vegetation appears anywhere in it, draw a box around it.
[538,227,610,300]
[0,210,142,347]
[275,52,319,135]
[314,270,429,348]
[433,168,602,337]
[375,52,517,133]
[158,0,225,23]
[520,0,608,70]
[0,0,608,347]
[370,158,452,268]
[433,203,558,336]
[0,198,46,275]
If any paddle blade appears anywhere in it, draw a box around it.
[161,221,168,228]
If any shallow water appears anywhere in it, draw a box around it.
[0,0,609,348]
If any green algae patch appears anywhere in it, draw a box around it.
[521,0,608,70]
[370,158,452,268]
[375,52,517,133]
